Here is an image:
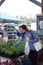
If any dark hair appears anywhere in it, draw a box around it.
[19,25,29,32]
[19,25,34,38]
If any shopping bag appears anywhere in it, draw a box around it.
[24,42,30,55]
[34,41,43,51]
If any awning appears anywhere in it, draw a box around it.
[0,13,24,22]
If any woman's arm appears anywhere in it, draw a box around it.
[30,31,39,43]
[26,37,30,42]
[24,32,31,43]
[13,37,24,47]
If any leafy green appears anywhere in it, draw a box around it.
[0,40,26,55]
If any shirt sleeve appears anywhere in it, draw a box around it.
[13,36,24,47]
[30,31,39,43]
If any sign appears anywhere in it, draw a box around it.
[36,14,43,35]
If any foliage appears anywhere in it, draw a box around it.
[0,40,43,55]
[4,24,15,31]
[20,16,32,24]
[0,40,26,55]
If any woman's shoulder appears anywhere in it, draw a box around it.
[24,31,31,38]
[26,31,31,34]
[31,30,37,35]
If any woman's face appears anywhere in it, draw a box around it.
[19,27,26,34]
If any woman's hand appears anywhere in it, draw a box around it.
[11,46,14,48]
[26,37,30,42]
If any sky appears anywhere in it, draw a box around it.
[0,0,41,18]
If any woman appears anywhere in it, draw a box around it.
[11,25,39,65]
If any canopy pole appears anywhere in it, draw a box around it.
[42,0,43,13]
